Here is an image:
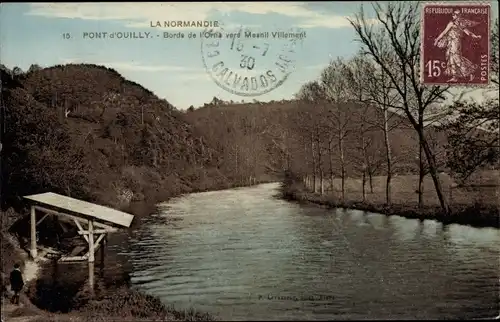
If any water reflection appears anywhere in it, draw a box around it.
[365,213,388,231]
[445,224,500,249]
[117,183,500,320]
[389,216,421,243]
[420,219,442,240]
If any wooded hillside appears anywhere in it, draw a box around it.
[1,64,273,214]
[0,61,490,217]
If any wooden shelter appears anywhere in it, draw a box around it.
[24,192,134,289]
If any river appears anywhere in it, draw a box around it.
[112,183,500,320]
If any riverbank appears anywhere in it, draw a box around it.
[2,203,218,321]
[1,217,217,322]
[281,182,500,229]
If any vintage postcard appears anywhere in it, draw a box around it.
[1,2,499,321]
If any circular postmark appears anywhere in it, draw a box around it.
[201,23,305,97]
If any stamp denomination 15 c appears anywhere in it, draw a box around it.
[420,3,491,86]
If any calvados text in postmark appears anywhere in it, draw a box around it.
[420,2,491,86]
[201,23,305,97]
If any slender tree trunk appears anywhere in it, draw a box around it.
[418,141,424,209]
[419,130,450,214]
[383,108,392,205]
[311,134,317,193]
[320,169,324,195]
[316,134,324,195]
[234,146,239,177]
[339,132,345,202]
[369,170,374,193]
[361,132,367,202]
[303,142,310,191]
[328,140,334,192]
[362,168,366,202]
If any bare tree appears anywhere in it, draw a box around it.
[344,54,376,201]
[349,2,452,213]
[365,140,386,193]
[296,81,326,193]
[326,131,336,193]
[320,58,353,201]
[410,126,448,208]
[351,53,403,205]
[354,108,372,202]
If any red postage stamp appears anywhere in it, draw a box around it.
[420,3,491,86]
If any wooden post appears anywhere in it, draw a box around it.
[100,234,106,277]
[88,261,95,294]
[88,219,95,291]
[51,257,58,287]
[30,206,37,259]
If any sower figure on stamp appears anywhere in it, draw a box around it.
[433,9,482,82]
[10,263,24,305]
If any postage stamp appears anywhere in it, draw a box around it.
[420,2,491,86]
[200,23,305,97]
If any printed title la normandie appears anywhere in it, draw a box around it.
[150,20,220,28]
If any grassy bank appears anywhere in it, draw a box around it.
[281,172,499,229]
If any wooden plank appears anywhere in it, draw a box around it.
[59,256,88,262]
[78,229,109,235]
[34,206,119,232]
[69,245,87,256]
[36,213,50,226]
[93,234,105,251]
[73,219,89,242]
[25,192,134,227]
[47,253,61,260]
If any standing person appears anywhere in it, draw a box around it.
[9,263,24,305]
[433,9,482,82]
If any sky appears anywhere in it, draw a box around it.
[1,2,498,110]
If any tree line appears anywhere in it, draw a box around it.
[284,2,499,213]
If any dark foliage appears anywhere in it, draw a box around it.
[443,99,499,184]
[1,64,234,214]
